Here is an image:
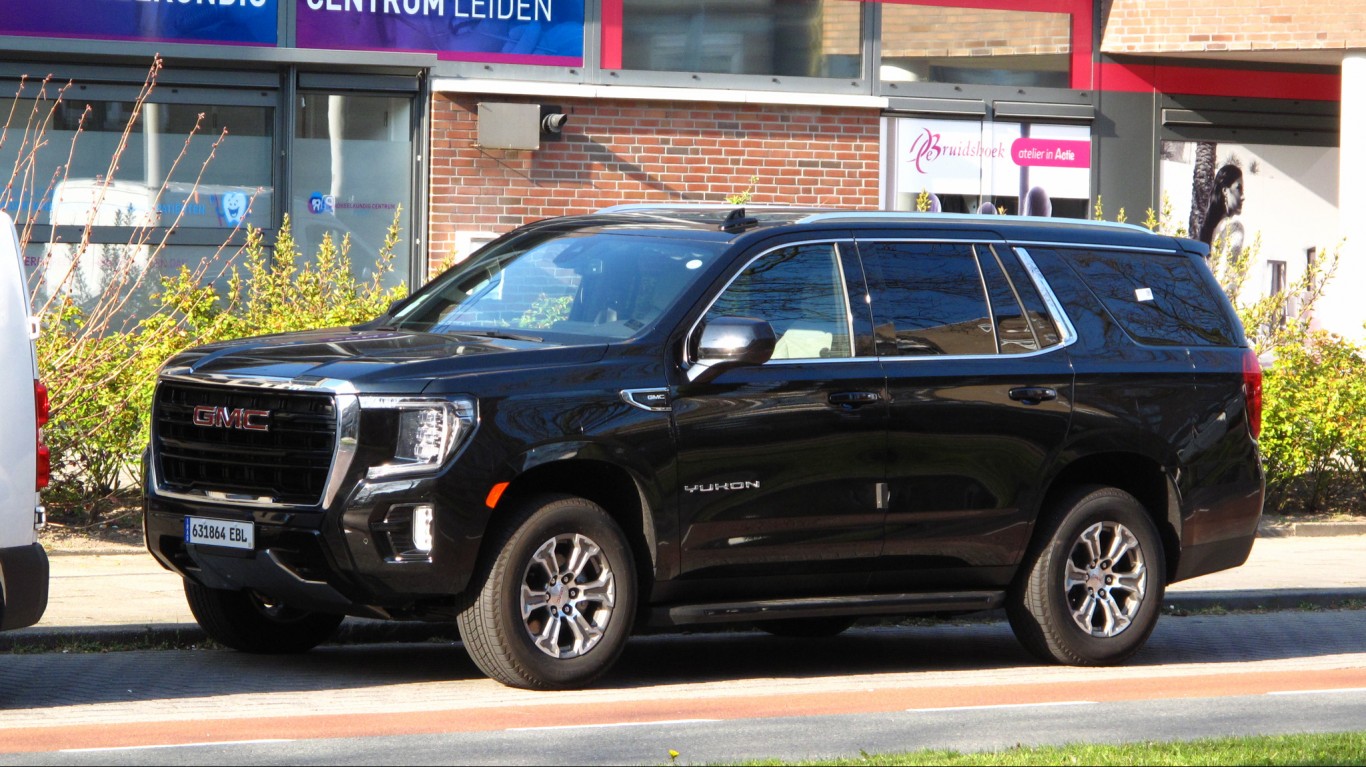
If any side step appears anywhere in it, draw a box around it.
[650,590,1005,627]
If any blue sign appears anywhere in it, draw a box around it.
[0,0,278,46]
[296,0,584,65]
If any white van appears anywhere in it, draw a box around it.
[0,210,48,631]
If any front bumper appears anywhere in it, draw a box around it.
[145,475,489,621]
[0,542,49,631]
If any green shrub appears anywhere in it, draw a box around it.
[1260,333,1366,514]
[39,214,407,524]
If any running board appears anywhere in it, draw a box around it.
[650,591,1005,627]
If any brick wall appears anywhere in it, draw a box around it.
[427,95,881,274]
[1102,0,1366,54]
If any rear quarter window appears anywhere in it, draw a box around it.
[1053,247,1239,347]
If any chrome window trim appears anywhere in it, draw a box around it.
[1013,247,1079,347]
[983,243,1043,352]
[684,238,864,368]
[1009,239,1177,255]
[150,370,361,511]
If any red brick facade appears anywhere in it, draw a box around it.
[427,94,881,273]
[1102,0,1366,54]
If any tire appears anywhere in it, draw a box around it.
[1007,485,1166,666]
[757,616,857,638]
[457,494,638,690]
[184,581,344,654]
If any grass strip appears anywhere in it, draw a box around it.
[739,731,1366,766]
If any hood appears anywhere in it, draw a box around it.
[160,327,608,393]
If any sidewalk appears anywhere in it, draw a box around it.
[4,530,1364,651]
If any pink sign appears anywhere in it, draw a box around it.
[1011,138,1091,169]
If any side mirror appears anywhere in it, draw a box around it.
[687,316,776,384]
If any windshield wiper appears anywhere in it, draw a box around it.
[447,328,545,343]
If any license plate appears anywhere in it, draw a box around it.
[184,517,254,550]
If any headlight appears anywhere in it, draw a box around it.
[360,396,477,480]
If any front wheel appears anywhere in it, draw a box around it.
[184,581,344,654]
[457,495,638,690]
[1008,486,1166,666]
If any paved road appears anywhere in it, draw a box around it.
[1,608,1362,764]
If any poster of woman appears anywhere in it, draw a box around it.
[1160,139,1338,305]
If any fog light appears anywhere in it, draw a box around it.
[412,504,435,553]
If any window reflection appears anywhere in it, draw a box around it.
[621,0,862,78]
[861,241,995,357]
[1056,248,1239,347]
[879,3,1070,87]
[706,243,853,359]
[0,99,271,230]
[293,93,413,291]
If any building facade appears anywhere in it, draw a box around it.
[1,1,1358,338]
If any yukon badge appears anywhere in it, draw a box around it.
[684,481,760,494]
[192,405,271,432]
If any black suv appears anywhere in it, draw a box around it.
[145,208,1264,689]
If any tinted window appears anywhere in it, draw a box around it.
[976,244,1038,354]
[859,241,995,357]
[705,243,852,360]
[392,230,726,341]
[1057,248,1238,346]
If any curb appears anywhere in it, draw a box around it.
[4,590,1362,653]
[1258,521,1366,538]
[0,618,459,653]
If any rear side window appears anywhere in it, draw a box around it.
[1056,248,1238,347]
[858,241,995,357]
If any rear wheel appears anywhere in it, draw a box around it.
[184,581,344,654]
[458,495,637,690]
[1008,486,1166,666]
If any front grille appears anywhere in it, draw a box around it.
[153,381,337,506]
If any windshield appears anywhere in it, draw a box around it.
[389,228,727,341]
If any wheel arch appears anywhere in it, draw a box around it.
[1039,452,1182,582]
[490,454,659,610]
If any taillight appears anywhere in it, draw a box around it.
[1241,349,1262,440]
[35,380,49,490]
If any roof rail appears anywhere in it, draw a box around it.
[794,211,1154,233]
[594,203,807,214]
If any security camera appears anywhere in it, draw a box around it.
[541,112,569,134]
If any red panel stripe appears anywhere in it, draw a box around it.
[601,0,623,71]
[1098,61,1341,101]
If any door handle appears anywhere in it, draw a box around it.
[828,391,882,407]
[1008,386,1058,405]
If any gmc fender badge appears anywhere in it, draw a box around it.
[684,481,760,494]
[192,405,271,432]
[621,388,671,412]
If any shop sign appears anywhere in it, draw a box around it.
[890,118,1091,212]
[0,0,278,46]
[296,0,585,65]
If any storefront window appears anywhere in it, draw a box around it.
[882,116,1091,219]
[879,3,1070,87]
[620,0,863,78]
[0,99,272,230]
[292,93,413,290]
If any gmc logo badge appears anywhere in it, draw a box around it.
[192,405,271,432]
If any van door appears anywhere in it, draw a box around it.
[0,211,48,631]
